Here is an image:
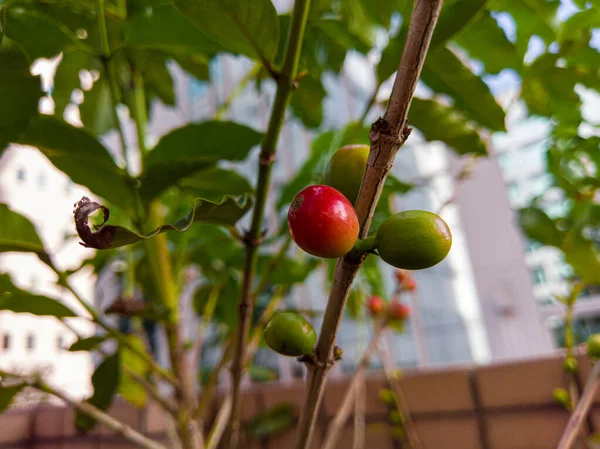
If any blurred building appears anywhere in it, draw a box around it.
[492,93,600,351]
[0,146,95,399]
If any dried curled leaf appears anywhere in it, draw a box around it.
[73,194,252,250]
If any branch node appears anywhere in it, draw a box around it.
[242,229,266,248]
[259,152,277,167]
[298,348,341,368]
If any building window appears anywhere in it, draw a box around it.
[57,334,65,351]
[532,266,547,285]
[38,172,47,189]
[16,168,26,183]
[2,334,10,350]
[26,333,35,351]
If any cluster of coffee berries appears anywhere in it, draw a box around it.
[287,145,452,270]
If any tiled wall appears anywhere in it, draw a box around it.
[0,351,595,449]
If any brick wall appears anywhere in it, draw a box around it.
[0,351,595,449]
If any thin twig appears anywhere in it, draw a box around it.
[353,369,366,449]
[194,284,287,421]
[0,371,167,449]
[436,155,476,215]
[206,396,233,449]
[294,2,444,448]
[51,264,178,385]
[379,346,424,449]
[95,0,128,169]
[195,338,234,420]
[321,324,385,449]
[359,83,380,124]
[214,63,262,120]
[253,235,293,298]
[227,0,312,446]
[200,289,286,446]
[60,319,179,418]
[558,360,600,449]
[191,282,224,390]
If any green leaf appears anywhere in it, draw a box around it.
[362,256,385,297]
[0,6,6,47]
[184,223,242,269]
[257,256,320,287]
[430,0,487,48]
[377,31,407,84]
[340,0,377,47]
[0,204,45,256]
[0,273,77,318]
[173,0,279,62]
[276,130,336,211]
[487,0,559,56]
[179,167,253,203]
[309,0,333,19]
[522,54,583,125]
[0,383,24,413]
[408,97,488,155]
[290,76,326,128]
[246,403,295,440]
[377,0,485,82]
[68,336,106,352]
[384,174,414,194]
[0,39,42,154]
[125,4,220,58]
[5,7,87,59]
[131,51,175,107]
[563,230,600,285]
[13,116,134,209]
[276,122,370,211]
[454,10,522,74]
[79,78,117,136]
[74,195,252,250]
[193,277,240,327]
[172,53,210,81]
[119,336,148,408]
[76,352,120,432]
[518,207,564,248]
[559,9,600,43]
[141,121,262,202]
[421,47,506,131]
[52,50,94,118]
[357,0,407,28]
[345,286,366,320]
[311,19,370,54]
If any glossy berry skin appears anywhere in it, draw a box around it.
[288,185,359,258]
[388,300,409,320]
[325,144,370,204]
[587,333,600,358]
[264,312,316,357]
[376,210,452,270]
[367,295,385,316]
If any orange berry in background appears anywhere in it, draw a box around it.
[388,299,410,320]
[401,277,417,292]
[367,295,385,316]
